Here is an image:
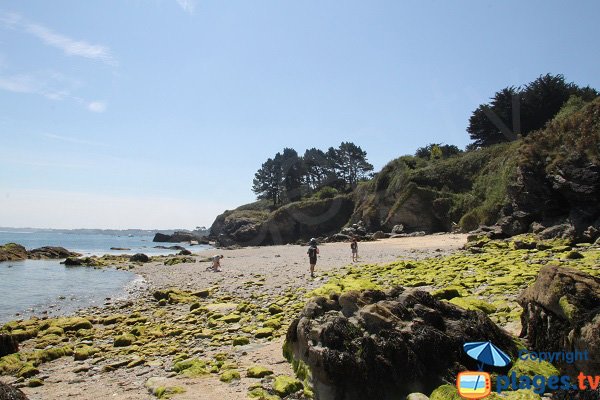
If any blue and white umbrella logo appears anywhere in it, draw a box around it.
[463,341,511,370]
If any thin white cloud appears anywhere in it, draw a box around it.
[42,132,107,147]
[87,101,107,113]
[0,71,106,112]
[0,11,117,66]
[176,0,196,15]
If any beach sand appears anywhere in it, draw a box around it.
[2,234,467,400]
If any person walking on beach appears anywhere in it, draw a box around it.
[307,238,319,278]
[351,238,358,262]
[207,254,223,272]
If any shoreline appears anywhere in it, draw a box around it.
[1,234,468,400]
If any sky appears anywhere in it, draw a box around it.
[1,1,599,229]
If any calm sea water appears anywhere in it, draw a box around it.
[0,230,210,323]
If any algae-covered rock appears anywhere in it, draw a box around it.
[52,317,93,332]
[153,386,186,399]
[449,297,497,314]
[248,388,280,400]
[232,336,250,346]
[518,265,600,375]
[114,334,136,347]
[0,243,27,262]
[508,358,559,379]
[429,384,462,400]
[27,378,44,388]
[254,328,274,338]
[286,287,518,400]
[219,369,240,383]
[173,358,208,377]
[431,285,464,300]
[247,365,273,378]
[273,375,303,397]
[73,345,98,361]
[268,304,283,315]
[17,363,39,378]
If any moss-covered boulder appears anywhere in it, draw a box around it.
[219,369,240,383]
[273,375,303,397]
[114,334,136,347]
[0,243,27,262]
[247,365,273,378]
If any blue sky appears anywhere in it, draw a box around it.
[1,1,599,229]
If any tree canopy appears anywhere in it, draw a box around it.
[467,74,599,147]
[252,142,373,205]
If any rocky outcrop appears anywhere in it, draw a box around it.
[153,232,209,244]
[0,382,28,400]
[0,243,80,262]
[211,196,355,246]
[518,265,600,375]
[0,334,18,357]
[0,243,27,262]
[285,287,517,400]
[27,246,81,259]
[499,98,600,242]
[129,253,150,263]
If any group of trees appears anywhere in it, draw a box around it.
[468,74,599,147]
[252,142,374,205]
[415,143,462,160]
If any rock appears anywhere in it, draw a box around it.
[61,257,98,266]
[178,249,192,256]
[518,265,600,375]
[219,369,240,383]
[0,243,27,262]
[372,231,386,239]
[153,232,208,243]
[109,247,130,251]
[232,337,250,346]
[210,196,355,246]
[153,245,186,250]
[285,287,517,400]
[27,246,81,259]
[129,253,150,263]
[114,334,136,347]
[406,394,429,400]
[273,375,303,397]
[391,224,405,234]
[0,382,29,400]
[328,233,352,242]
[246,366,273,378]
[0,334,18,357]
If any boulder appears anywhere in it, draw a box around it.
[518,265,600,375]
[285,287,517,400]
[0,333,18,357]
[0,243,27,262]
[372,231,386,239]
[27,246,81,259]
[129,253,150,263]
[178,249,192,256]
[153,232,208,243]
[391,224,405,234]
[0,382,29,400]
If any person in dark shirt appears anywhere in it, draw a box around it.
[307,238,319,278]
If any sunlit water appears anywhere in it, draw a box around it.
[0,231,211,323]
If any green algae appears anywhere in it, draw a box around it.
[114,333,136,347]
[508,358,559,379]
[273,375,303,397]
[219,369,240,383]
[247,365,273,378]
[248,388,280,400]
[448,297,497,314]
[255,328,274,338]
[173,358,209,377]
[153,386,186,399]
[232,336,250,346]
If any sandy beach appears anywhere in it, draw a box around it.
[1,234,468,400]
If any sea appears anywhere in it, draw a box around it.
[0,230,210,323]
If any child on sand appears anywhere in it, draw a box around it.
[307,238,319,278]
[351,238,358,262]
[206,254,223,272]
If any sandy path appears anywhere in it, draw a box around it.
[4,234,467,400]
